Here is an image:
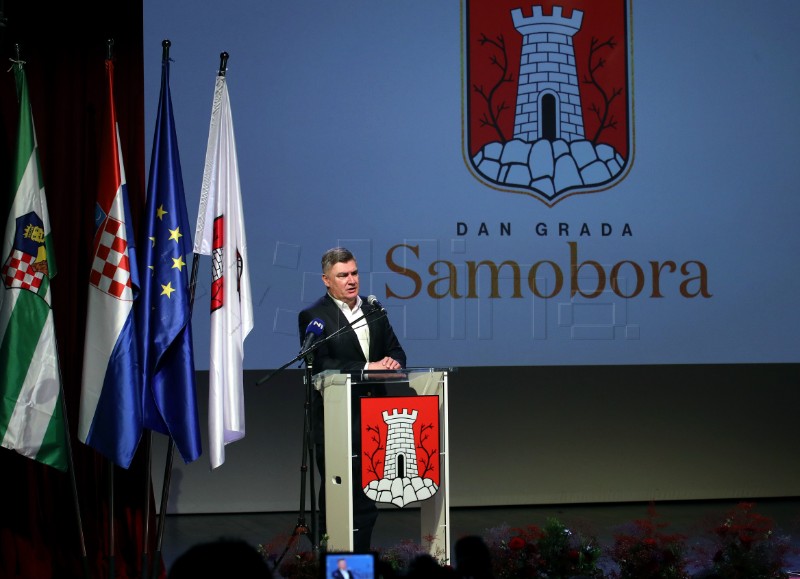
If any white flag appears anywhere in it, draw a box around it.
[195,74,253,469]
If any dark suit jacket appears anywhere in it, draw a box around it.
[298,294,407,446]
[298,294,407,374]
[331,569,355,579]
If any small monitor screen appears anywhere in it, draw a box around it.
[323,552,377,579]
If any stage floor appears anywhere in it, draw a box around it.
[159,497,800,576]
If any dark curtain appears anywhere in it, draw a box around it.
[0,2,163,578]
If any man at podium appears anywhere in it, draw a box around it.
[298,246,407,552]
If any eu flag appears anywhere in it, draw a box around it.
[138,50,201,464]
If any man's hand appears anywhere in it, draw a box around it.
[367,357,401,371]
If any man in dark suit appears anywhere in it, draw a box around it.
[331,557,355,579]
[298,247,406,552]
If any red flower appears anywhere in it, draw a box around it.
[508,536,526,551]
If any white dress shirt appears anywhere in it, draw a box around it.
[329,293,370,364]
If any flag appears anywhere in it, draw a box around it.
[194,73,253,469]
[137,53,201,464]
[78,58,143,468]
[0,61,68,471]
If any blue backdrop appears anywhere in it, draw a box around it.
[144,0,800,369]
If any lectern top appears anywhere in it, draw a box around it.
[315,367,453,381]
[313,368,453,391]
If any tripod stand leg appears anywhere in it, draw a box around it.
[275,363,319,569]
[304,363,320,550]
[308,417,319,550]
[293,365,315,541]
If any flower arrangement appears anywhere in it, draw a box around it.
[483,518,603,578]
[378,534,448,574]
[608,504,689,579]
[257,532,320,579]
[706,501,792,579]
[255,503,797,578]
[483,523,543,577]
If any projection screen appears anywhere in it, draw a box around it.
[144,0,800,371]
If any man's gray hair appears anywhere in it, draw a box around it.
[321,247,354,273]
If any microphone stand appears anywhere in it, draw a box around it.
[255,305,386,559]
[254,306,386,386]
[270,349,318,565]
[301,354,316,548]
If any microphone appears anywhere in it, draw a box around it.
[367,295,385,312]
[300,318,325,352]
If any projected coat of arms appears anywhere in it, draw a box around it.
[463,0,633,205]
[360,395,440,508]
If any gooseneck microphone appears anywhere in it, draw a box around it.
[367,295,385,312]
[300,318,325,352]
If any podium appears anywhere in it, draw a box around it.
[313,368,451,561]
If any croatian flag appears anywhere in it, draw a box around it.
[78,58,143,468]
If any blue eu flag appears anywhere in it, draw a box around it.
[137,52,201,464]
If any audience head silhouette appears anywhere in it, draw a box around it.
[405,553,455,578]
[168,538,273,579]
[454,535,494,578]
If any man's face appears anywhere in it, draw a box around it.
[323,259,359,306]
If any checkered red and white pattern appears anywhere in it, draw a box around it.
[89,217,133,300]
[1,249,45,291]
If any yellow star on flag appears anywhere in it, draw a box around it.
[156,204,168,220]
[161,281,175,298]
[168,226,182,243]
[172,255,186,271]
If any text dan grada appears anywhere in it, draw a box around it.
[455,221,634,237]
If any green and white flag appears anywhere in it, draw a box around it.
[0,61,67,471]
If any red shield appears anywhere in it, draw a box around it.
[464,0,633,205]
[360,395,440,507]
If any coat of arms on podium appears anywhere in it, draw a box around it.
[360,395,440,508]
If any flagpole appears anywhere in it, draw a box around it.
[140,431,153,579]
[109,460,116,579]
[55,348,92,579]
[140,39,167,579]
[150,253,197,579]
[150,436,175,579]
[61,388,92,579]
[106,37,117,579]
[146,38,174,579]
